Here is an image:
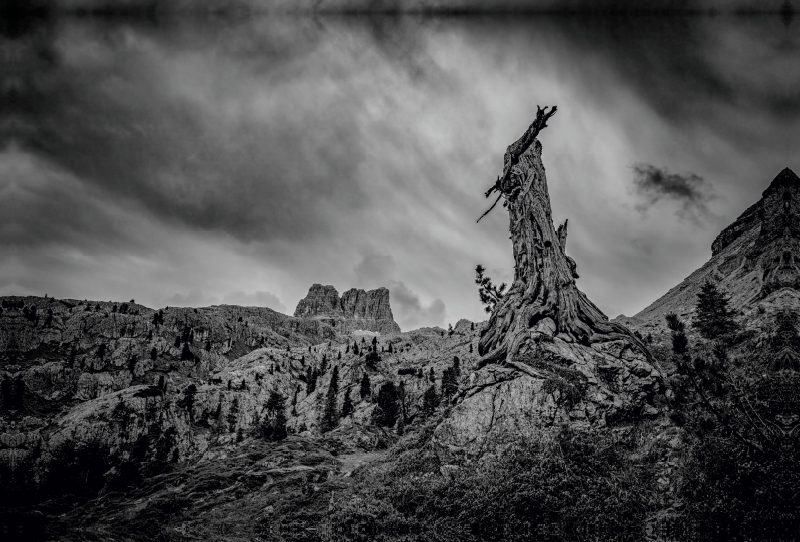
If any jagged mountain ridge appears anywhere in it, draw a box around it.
[293,284,401,335]
[615,167,800,336]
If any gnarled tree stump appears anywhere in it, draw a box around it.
[478,107,649,368]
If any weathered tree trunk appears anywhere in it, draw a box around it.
[478,107,648,367]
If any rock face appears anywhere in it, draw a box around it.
[294,285,400,335]
[615,167,800,337]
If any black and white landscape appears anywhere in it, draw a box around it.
[4,2,800,541]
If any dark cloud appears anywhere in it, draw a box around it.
[632,164,715,224]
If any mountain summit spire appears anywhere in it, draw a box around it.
[764,167,800,196]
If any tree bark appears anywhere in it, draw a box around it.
[478,107,649,367]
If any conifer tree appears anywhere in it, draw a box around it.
[666,313,688,355]
[174,336,181,349]
[341,388,354,417]
[69,343,77,367]
[374,382,399,427]
[359,372,370,400]
[306,367,317,394]
[321,366,340,432]
[388,343,393,353]
[475,264,506,313]
[353,343,359,356]
[337,351,341,360]
[320,354,328,375]
[181,342,193,361]
[441,367,457,398]
[692,281,739,340]
[227,397,239,432]
[263,391,287,441]
[205,340,211,352]
[429,367,435,383]
[423,385,439,417]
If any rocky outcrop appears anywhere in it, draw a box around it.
[615,167,800,337]
[294,285,400,335]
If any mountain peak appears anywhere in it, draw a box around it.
[764,167,800,196]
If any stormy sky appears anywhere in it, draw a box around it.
[3,11,800,330]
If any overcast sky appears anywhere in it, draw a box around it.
[3,13,800,330]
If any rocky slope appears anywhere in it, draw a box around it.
[293,284,401,335]
[615,167,800,339]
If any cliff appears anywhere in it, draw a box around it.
[615,167,800,337]
[293,284,401,334]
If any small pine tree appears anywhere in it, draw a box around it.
[97,343,107,359]
[240,379,246,390]
[448,323,454,336]
[205,340,211,352]
[666,313,688,355]
[346,344,350,354]
[422,385,439,417]
[441,367,457,398]
[181,343,192,361]
[693,281,739,340]
[306,367,315,393]
[341,388,354,417]
[395,415,405,436]
[69,343,77,366]
[320,354,328,375]
[471,322,475,331]
[469,343,473,353]
[429,367,435,383]
[337,351,341,360]
[227,397,239,432]
[174,336,181,348]
[353,343,359,355]
[360,372,370,400]
[321,366,340,432]
[388,342,393,353]
[475,264,506,313]
[263,391,287,441]
[181,384,197,421]
[374,382,399,427]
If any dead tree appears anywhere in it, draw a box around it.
[477,106,648,367]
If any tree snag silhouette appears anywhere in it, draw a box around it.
[477,106,648,368]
